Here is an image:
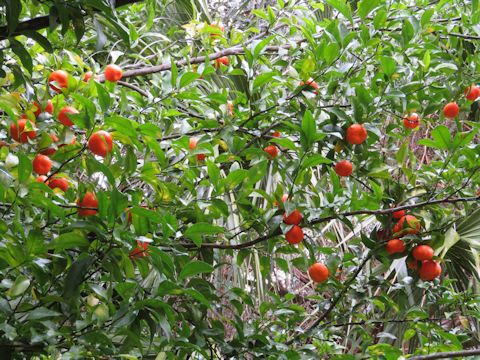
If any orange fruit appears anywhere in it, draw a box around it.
[308,263,329,282]
[285,225,303,245]
[386,239,405,254]
[227,101,233,118]
[39,134,59,156]
[48,70,69,92]
[418,260,441,281]
[189,138,206,161]
[83,71,98,82]
[264,145,279,159]
[32,155,52,175]
[58,106,79,127]
[210,22,224,38]
[283,209,303,225]
[58,135,76,149]
[407,260,418,270]
[33,100,54,118]
[464,86,480,101]
[88,131,113,157]
[214,56,229,68]
[77,192,98,216]
[392,206,405,219]
[346,124,367,145]
[443,102,459,118]
[104,64,123,82]
[412,245,433,261]
[300,78,319,91]
[403,113,420,129]
[272,131,280,137]
[334,160,353,177]
[48,177,69,192]
[10,118,37,143]
[36,175,49,186]
[129,240,150,260]
[393,215,420,236]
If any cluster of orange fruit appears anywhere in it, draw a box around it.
[4,65,122,218]
[402,85,479,129]
[383,210,441,281]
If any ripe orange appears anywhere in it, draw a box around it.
[105,64,123,82]
[58,106,79,127]
[393,215,420,236]
[283,209,303,225]
[403,113,420,129]
[33,100,54,118]
[48,70,69,92]
[392,206,405,219]
[309,263,329,282]
[272,131,280,137]
[129,240,150,260]
[10,118,37,143]
[210,22,224,38]
[334,160,353,177]
[48,177,69,192]
[214,56,229,68]
[285,225,303,245]
[36,175,49,186]
[407,260,418,270]
[58,135,76,148]
[32,155,52,175]
[386,239,405,254]
[77,192,98,216]
[464,86,480,101]
[83,71,98,82]
[264,145,279,159]
[300,78,319,91]
[412,245,433,261]
[40,134,59,156]
[346,124,367,145]
[88,131,113,157]
[189,138,206,161]
[418,260,441,281]
[443,102,459,118]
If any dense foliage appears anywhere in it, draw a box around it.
[1,0,480,359]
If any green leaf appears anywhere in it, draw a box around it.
[324,43,340,65]
[6,275,30,297]
[95,82,112,112]
[10,39,32,74]
[18,152,32,184]
[23,31,53,53]
[326,0,353,23]
[430,125,451,150]
[421,9,434,27]
[63,256,96,298]
[358,0,380,19]
[105,116,138,137]
[301,110,316,150]
[171,59,178,88]
[252,9,269,21]
[6,0,22,35]
[302,154,332,169]
[178,261,214,281]
[50,232,90,251]
[26,307,61,320]
[207,160,220,191]
[184,223,223,247]
[267,6,276,25]
[380,57,396,77]
[253,72,275,90]
[179,71,201,88]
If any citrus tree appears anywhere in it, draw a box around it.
[1,0,480,359]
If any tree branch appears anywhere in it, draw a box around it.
[0,0,145,41]
[408,348,480,360]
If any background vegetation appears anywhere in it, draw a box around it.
[1,0,480,358]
